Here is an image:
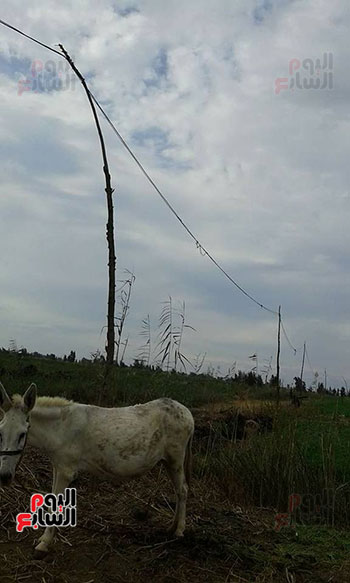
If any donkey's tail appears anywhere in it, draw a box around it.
[184,432,193,488]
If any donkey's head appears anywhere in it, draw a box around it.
[0,382,37,487]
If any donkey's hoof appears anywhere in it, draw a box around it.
[33,547,49,560]
[33,550,47,560]
[168,524,185,537]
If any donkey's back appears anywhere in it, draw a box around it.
[75,397,194,482]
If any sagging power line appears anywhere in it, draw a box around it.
[0,18,301,364]
[0,18,278,316]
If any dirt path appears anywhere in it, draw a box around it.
[1,437,349,582]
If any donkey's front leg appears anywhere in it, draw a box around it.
[34,466,74,558]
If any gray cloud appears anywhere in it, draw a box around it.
[0,0,349,387]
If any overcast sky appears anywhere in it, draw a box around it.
[0,0,349,387]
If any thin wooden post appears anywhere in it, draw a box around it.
[58,46,116,382]
[300,342,306,384]
[276,305,281,404]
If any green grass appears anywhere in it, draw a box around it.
[4,351,350,579]
[4,350,350,527]
[310,394,350,416]
[0,350,286,408]
[196,399,350,528]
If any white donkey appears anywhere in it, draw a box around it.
[0,383,194,557]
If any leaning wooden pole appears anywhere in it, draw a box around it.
[276,305,281,404]
[58,46,116,377]
[300,341,306,384]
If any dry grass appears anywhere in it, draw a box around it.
[201,399,289,416]
[1,405,350,583]
[0,446,278,583]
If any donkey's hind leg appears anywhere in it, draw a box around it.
[164,458,188,537]
[34,466,74,558]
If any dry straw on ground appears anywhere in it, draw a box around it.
[1,406,346,583]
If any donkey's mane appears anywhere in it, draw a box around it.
[36,396,73,407]
[11,394,72,409]
[11,394,24,408]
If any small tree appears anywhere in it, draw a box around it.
[317,382,325,394]
[67,350,76,363]
[115,270,135,365]
[90,349,105,364]
[294,376,306,392]
[9,339,18,353]
[155,298,195,372]
[270,374,278,387]
[193,352,206,374]
[137,314,152,367]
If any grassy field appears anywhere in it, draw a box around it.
[1,351,350,581]
[0,350,283,408]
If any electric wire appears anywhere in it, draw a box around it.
[280,319,297,354]
[91,94,278,315]
[0,19,62,56]
[2,18,306,352]
[305,346,315,375]
[0,17,279,315]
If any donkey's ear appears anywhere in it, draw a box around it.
[23,383,37,412]
[0,382,12,412]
